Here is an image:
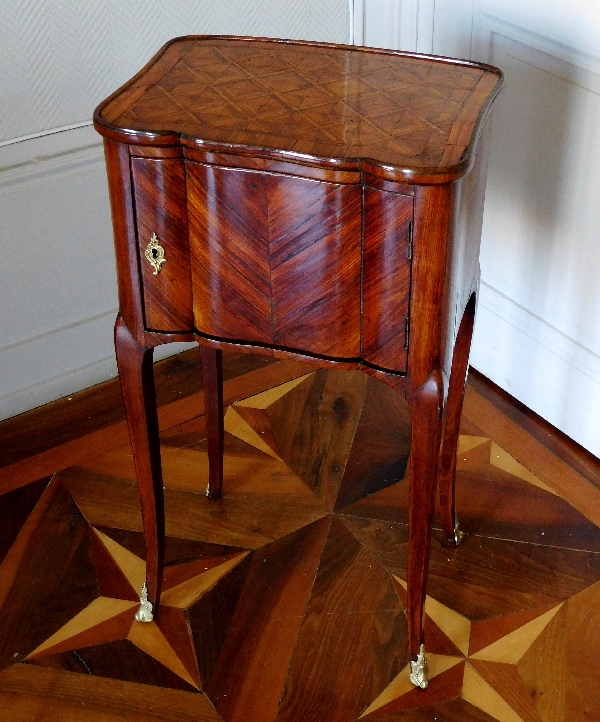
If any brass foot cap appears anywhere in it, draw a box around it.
[134,583,154,623]
[409,644,428,689]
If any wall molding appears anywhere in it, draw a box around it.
[468,5,600,456]
[0,310,118,421]
[354,0,434,53]
[472,291,600,459]
[0,121,94,149]
[478,281,600,386]
[0,124,101,171]
[352,0,365,44]
[472,7,600,81]
[0,144,104,199]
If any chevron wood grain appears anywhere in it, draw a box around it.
[269,173,362,358]
[362,188,413,371]
[187,163,272,344]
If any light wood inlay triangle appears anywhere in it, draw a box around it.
[127,620,199,689]
[92,528,146,595]
[394,576,471,656]
[490,443,559,496]
[462,662,528,722]
[26,597,138,658]
[470,604,563,664]
[224,407,282,460]
[360,655,463,717]
[160,551,250,608]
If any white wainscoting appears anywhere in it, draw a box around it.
[0,1,351,421]
[474,282,600,458]
[469,12,600,456]
[354,1,600,456]
[0,128,117,420]
[0,126,195,420]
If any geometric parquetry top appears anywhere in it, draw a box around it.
[94,37,503,182]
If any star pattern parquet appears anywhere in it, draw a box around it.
[103,38,500,172]
[1,362,600,721]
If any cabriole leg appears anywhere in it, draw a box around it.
[199,345,224,500]
[114,315,164,620]
[407,371,444,689]
[439,293,476,548]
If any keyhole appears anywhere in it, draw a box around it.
[152,248,158,258]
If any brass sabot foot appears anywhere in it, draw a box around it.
[454,516,465,546]
[134,583,154,622]
[409,644,428,689]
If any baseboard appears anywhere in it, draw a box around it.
[0,307,196,421]
[472,282,600,458]
[0,311,118,421]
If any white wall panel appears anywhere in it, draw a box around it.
[477,27,600,356]
[359,0,434,53]
[469,13,600,455]
[440,3,600,455]
[355,0,600,455]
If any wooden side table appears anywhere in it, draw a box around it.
[94,36,503,689]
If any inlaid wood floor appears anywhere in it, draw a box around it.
[1,351,600,722]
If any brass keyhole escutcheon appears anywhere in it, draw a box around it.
[145,233,166,275]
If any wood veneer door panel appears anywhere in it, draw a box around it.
[269,175,362,358]
[131,157,193,332]
[186,163,272,344]
[362,188,413,372]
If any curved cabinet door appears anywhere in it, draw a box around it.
[186,162,362,359]
[131,156,193,333]
[362,188,413,372]
[269,171,362,358]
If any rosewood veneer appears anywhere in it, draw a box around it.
[94,35,503,689]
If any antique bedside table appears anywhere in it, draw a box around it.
[94,36,503,689]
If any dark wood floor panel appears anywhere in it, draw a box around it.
[0,664,223,722]
[206,517,331,722]
[335,376,411,511]
[462,385,600,530]
[0,350,276,470]
[0,479,98,671]
[0,477,50,566]
[1,361,600,721]
[264,370,368,509]
[338,433,600,552]
[276,516,407,722]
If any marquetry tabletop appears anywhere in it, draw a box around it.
[94,36,502,182]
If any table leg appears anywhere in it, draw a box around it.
[199,345,224,500]
[439,293,476,547]
[407,370,443,689]
[114,316,164,619]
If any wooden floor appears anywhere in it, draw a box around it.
[1,350,600,722]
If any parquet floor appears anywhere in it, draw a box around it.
[1,350,600,722]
